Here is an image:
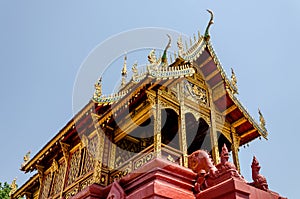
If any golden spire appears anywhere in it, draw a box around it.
[122,53,127,76]
[231,68,238,94]
[258,109,266,129]
[121,54,127,88]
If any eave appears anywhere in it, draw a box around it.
[12,173,39,198]
[198,41,268,145]
[21,101,95,173]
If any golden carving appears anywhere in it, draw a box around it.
[41,172,52,199]
[154,96,162,158]
[59,141,70,162]
[81,134,89,149]
[51,159,59,173]
[121,54,127,88]
[258,109,266,130]
[21,151,31,168]
[231,127,241,172]
[111,162,132,182]
[231,68,238,94]
[91,113,105,184]
[65,186,79,199]
[81,136,97,176]
[184,80,208,106]
[36,165,44,185]
[66,149,81,186]
[9,178,17,197]
[93,77,102,99]
[167,154,175,163]
[50,161,65,196]
[109,144,116,170]
[134,152,153,170]
[148,49,157,64]
[80,176,93,191]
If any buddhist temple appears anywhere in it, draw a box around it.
[12,10,286,199]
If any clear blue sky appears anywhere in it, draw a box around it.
[0,1,299,198]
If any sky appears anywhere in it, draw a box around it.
[0,1,299,198]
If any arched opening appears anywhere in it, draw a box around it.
[217,131,231,154]
[185,113,210,155]
[161,108,180,150]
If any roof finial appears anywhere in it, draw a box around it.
[231,68,238,94]
[121,53,127,88]
[9,178,17,197]
[132,61,138,75]
[148,49,157,64]
[204,9,214,41]
[93,77,102,98]
[122,53,127,76]
[21,151,31,168]
[258,109,266,129]
[162,34,171,67]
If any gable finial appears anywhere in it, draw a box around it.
[9,178,17,197]
[258,109,266,129]
[231,68,238,94]
[94,77,102,98]
[21,151,31,168]
[122,53,127,76]
[204,9,214,41]
[161,34,171,67]
[121,53,127,88]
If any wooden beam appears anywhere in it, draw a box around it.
[222,105,237,115]
[199,56,212,68]
[212,84,227,102]
[205,69,219,81]
[232,117,247,128]
[241,128,257,139]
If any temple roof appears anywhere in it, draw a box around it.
[20,11,268,174]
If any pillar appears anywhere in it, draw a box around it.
[178,82,188,167]
[230,126,241,172]
[153,92,162,158]
[209,90,220,164]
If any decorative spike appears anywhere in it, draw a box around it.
[204,9,214,40]
[148,49,157,64]
[169,54,173,63]
[230,68,238,94]
[9,178,17,197]
[258,109,266,129]
[190,37,193,46]
[194,33,197,42]
[131,61,138,75]
[122,53,127,76]
[198,30,201,39]
[162,34,172,66]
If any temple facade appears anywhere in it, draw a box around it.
[12,11,286,199]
